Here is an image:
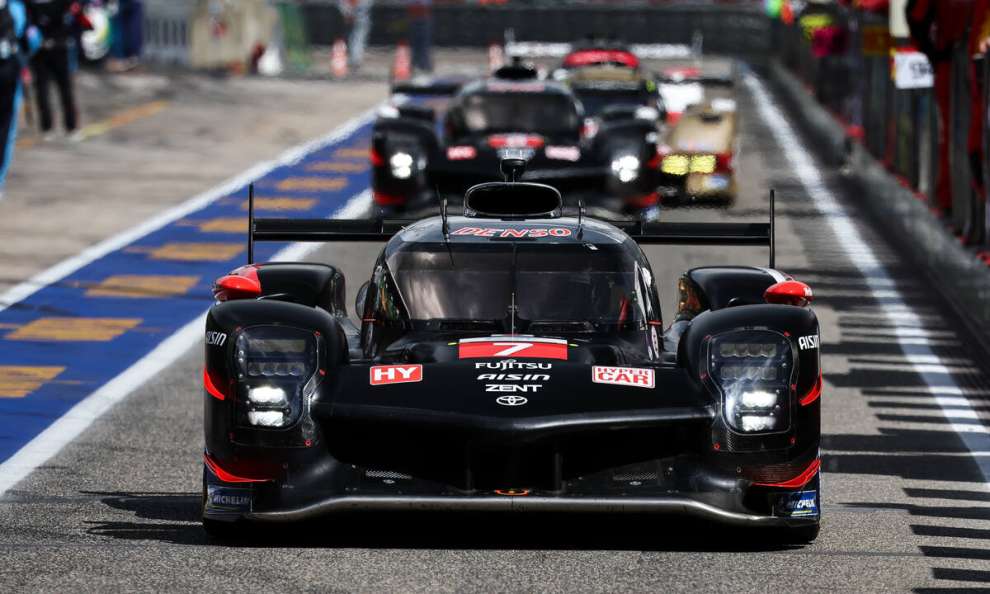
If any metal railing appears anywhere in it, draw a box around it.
[777,8,988,248]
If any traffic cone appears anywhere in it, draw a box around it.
[392,41,412,82]
[331,38,349,78]
[488,43,504,72]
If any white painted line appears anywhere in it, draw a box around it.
[0,190,369,496]
[746,73,990,488]
[0,106,379,313]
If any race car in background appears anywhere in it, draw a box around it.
[657,98,738,205]
[201,160,823,544]
[371,63,662,219]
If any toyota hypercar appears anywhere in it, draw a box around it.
[372,65,662,219]
[202,165,822,543]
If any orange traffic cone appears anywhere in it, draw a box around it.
[331,38,348,78]
[392,41,412,82]
[488,43,504,72]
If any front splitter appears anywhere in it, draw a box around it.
[245,495,814,528]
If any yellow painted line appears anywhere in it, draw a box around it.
[16,100,169,148]
[0,366,65,398]
[241,197,317,211]
[274,177,349,192]
[86,275,201,298]
[6,318,141,342]
[306,161,367,173]
[147,242,244,262]
[74,100,170,141]
[333,147,369,159]
[181,216,248,233]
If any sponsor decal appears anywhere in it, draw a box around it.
[496,147,536,161]
[798,335,819,351]
[446,145,477,160]
[477,373,550,381]
[459,337,568,360]
[206,485,252,512]
[545,145,581,161]
[776,489,819,518]
[495,394,528,406]
[592,366,655,389]
[370,364,423,386]
[487,384,542,393]
[487,134,545,149]
[205,331,227,347]
[475,360,552,371]
[451,227,572,239]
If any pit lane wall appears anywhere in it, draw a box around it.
[142,1,772,71]
[770,2,990,351]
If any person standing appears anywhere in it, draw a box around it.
[27,0,79,140]
[0,0,41,197]
[341,0,372,71]
[407,0,431,74]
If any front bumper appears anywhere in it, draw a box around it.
[244,494,815,528]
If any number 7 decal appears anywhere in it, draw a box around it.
[458,339,568,360]
[492,343,533,357]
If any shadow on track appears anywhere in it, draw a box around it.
[82,490,799,552]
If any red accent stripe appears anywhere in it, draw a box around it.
[754,458,821,489]
[203,453,272,484]
[799,374,823,406]
[203,369,225,401]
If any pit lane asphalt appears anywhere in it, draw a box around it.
[1,72,989,593]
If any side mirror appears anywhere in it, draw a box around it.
[213,265,261,302]
[764,280,813,307]
[355,281,370,319]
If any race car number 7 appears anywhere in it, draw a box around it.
[492,343,533,357]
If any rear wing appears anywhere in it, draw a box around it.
[505,42,695,60]
[246,187,777,267]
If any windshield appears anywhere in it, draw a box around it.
[576,90,649,117]
[458,93,580,136]
[387,243,645,331]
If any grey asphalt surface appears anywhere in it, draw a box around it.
[1,69,989,593]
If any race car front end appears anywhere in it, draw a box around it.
[203,321,821,539]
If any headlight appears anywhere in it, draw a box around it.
[661,154,690,175]
[235,327,319,429]
[611,155,640,183]
[708,331,793,434]
[389,152,414,179]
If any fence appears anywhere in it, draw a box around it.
[776,6,989,248]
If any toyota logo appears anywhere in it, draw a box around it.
[496,395,528,406]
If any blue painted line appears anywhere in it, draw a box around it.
[0,121,377,463]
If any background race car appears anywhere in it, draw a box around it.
[372,65,662,219]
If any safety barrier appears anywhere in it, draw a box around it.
[143,0,196,66]
[289,1,771,57]
[776,6,989,249]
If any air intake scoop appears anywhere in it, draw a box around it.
[463,182,563,219]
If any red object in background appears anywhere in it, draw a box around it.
[392,41,412,82]
[213,265,261,302]
[373,190,407,206]
[486,134,545,149]
[764,280,814,307]
[331,38,349,78]
[563,50,639,69]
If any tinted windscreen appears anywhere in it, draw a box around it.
[388,244,645,329]
[459,93,579,135]
[576,91,649,117]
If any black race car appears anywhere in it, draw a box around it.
[202,163,823,542]
[372,66,661,219]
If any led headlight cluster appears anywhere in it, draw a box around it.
[611,155,641,183]
[708,331,793,434]
[235,327,319,429]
